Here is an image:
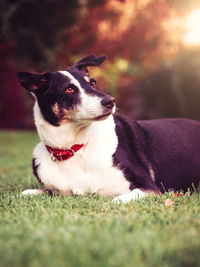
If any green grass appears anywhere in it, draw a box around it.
[0,131,200,267]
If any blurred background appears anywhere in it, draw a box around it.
[1,0,200,129]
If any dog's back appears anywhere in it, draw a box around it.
[114,114,200,193]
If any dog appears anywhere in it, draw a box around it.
[17,55,200,203]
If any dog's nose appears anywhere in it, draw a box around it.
[101,96,115,109]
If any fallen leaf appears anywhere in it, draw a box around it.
[165,198,174,207]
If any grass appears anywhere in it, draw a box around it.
[0,131,200,267]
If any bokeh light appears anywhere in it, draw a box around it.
[183,8,200,46]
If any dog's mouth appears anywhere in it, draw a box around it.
[94,112,112,121]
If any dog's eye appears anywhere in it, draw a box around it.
[65,87,74,94]
[90,78,96,87]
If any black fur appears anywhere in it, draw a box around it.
[32,158,43,186]
[113,114,200,193]
[73,54,106,70]
[18,72,81,126]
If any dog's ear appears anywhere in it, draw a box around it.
[73,55,106,72]
[17,72,51,93]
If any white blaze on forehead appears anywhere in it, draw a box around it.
[59,71,83,91]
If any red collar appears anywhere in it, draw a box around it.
[46,144,84,161]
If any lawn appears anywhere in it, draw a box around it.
[0,131,200,267]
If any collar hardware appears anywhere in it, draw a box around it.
[46,144,84,162]
[50,152,57,162]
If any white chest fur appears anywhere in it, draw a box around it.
[33,105,131,196]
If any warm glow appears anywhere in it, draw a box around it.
[183,9,200,46]
[117,59,129,71]
[97,0,152,40]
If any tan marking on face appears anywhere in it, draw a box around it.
[62,107,80,122]
[52,103,72,122]
[52,103,60,116]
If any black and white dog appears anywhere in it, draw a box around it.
[17,55,200,203]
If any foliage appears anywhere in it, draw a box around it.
[0,0,107,70]
[0,130,200,267]
[1,0,200,128]
[0,0,182,70]
[138,49,200,120]
[1,0,79,70]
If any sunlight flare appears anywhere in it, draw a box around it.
[183,8,200,46]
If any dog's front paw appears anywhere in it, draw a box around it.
[21,189,45,196]
[112,189,145,203]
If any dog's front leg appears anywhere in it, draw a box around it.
[112,189,150,203]
[21,189,51,196]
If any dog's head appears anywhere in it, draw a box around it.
[17,55,115,126]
